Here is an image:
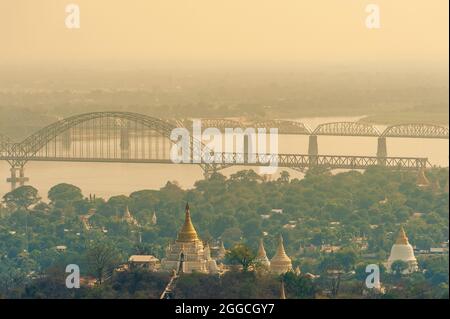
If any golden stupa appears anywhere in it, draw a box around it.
[177,203,199,242]
[160,203,218,274]
[270,234,292,274]
[395,226,409,245]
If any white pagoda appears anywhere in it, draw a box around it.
[386,226,418,274]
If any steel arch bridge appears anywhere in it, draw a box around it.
[381,123,449,139]
[5,112,215,173]
[253,120,312,135]
[180,118,245,131]
[0,134,13,164]
[312,122,381,137]
[1,112,445,190]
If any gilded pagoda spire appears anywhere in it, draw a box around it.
[177,203,199,242]
[270,234,292,274]
[395,226,409,245]
[257,238,268,259]
[280,280,287,299]
[274,234,290,260]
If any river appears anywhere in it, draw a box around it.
[0,116,448,200]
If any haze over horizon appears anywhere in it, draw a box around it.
[0,0,448,70]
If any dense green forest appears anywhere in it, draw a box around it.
[0,167,448,298]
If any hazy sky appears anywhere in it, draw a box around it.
[0,0,448,68]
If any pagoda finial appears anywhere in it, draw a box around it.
[276,234,288,257]
[280,280,287,299]
[270,234,292,274]
[257,238,268,258]
[177,202,199,242]
[185,202,190,211]
[395,226,409,245]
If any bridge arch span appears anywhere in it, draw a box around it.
[15,111,213,171]
[312,122,380,137]
[253,120,311,135]
[381,123,449,139]
[0,134,15,165]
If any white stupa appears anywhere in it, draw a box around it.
[386,226,418,274]
[254,238,270,270]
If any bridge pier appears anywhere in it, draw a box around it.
[308,135,318,166]
[6,166,29,191]
[376,137,387,166]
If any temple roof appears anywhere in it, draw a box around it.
[395,226,409,245]
[271,234,292,263]
[177,203,200,242]
[257,238,268,259]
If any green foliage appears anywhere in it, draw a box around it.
[283,271,316,298]
[390,260,409,276]
[85,241,122,284]
[0,167,447,298]
[225,243,256,272]
[48,183,83,204]
[3,185,40,210]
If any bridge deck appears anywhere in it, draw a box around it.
[0,153,429,170]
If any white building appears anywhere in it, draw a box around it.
[129,255,160,271]
[386,227,418,274]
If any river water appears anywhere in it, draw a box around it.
[0,116,448,200]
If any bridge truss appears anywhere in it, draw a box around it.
[313,122,381,137]
[253,120,311,135]
[0,112,444,189]
[381,123,449,139]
